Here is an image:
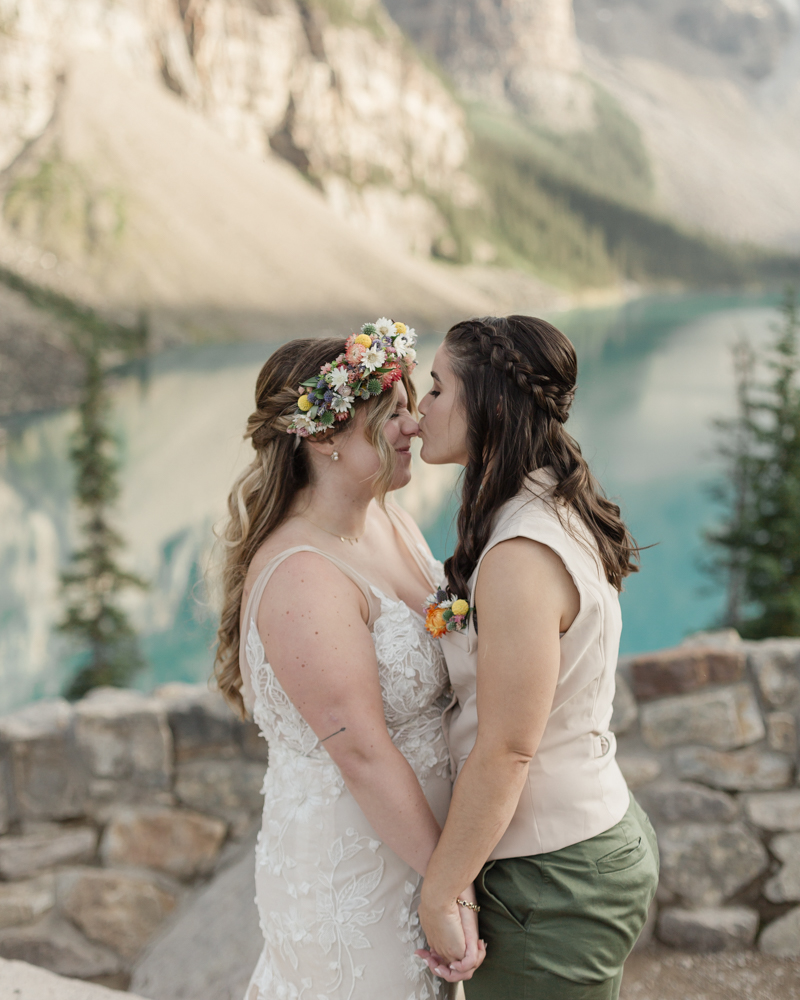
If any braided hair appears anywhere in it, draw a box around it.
[443,316,639,601]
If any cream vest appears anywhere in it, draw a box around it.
[441,467,630,859]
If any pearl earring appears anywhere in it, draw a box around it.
[331,451,339,461]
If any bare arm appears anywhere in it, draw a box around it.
[418,537,579,962]
[256,551,442,877]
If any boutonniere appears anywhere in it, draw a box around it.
[423,588,473,638]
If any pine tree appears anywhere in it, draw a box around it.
[60,342,148,699]
[706,291,800,637]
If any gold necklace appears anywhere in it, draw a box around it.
[301,515,362,545]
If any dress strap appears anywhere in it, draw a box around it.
[238,546,383,712]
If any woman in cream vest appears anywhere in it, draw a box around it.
[413,316,659,998]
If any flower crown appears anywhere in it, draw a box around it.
[288,318,418,437]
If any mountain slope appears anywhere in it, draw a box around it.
[0,0,478,256]
[389,0,800,256]
[0,51,497,348]
[573,0,800,251]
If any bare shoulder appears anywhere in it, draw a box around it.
[268,550,366,610]
[478,537,580,631]
[479,537,575,592]
[245,549,370,634]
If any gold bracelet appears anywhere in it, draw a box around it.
[457,897,480,912]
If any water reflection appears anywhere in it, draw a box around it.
[0,293,783,712]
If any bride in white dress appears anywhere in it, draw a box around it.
[212,326,485,999]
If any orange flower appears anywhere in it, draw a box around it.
[425,605,448,638]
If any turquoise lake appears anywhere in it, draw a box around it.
[0,291,784,711]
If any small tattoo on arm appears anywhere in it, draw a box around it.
[320,727,346,743]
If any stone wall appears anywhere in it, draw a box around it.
[613,630,800,956]
[2,629,800,988]
[0,684,267,989]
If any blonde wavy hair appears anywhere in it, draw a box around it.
[213,337,417,717]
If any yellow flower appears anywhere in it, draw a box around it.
[297,394,312,412]
[354,333,372,348]
[451,599,469,616]
[394,322,407,335]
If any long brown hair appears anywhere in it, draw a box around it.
[214,337,416,716]
[443,316,639,601]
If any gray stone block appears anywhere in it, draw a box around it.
[611,673,638,735]
[674,745,793,791]
[154,683,242,762]
[748,639,800,709]
[0,826,97,880]
[742,789,800,831]
[764,832,800,903]
[174,758,265,827]
[0,700,86,822]
[241,721,270,762]
[0,876,55,929]
[759,905,800,957]
[765,711,798,755]
[0,956,151,999]
[74,688,173,791]
[658,821,769,905]
[631,645,746,702]
[57,868,178,961]
[640,683,765,751]
[681,629,743,649]
[616,754,661,790]
[638,781,738,824]
[657,906,759,952]
[0,913,122,979]
[100,806,226,881]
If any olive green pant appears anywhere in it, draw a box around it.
[465,795,659,1000]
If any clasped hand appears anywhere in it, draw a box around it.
[415,883,486,983]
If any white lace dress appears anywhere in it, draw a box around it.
[240,540,456,1000]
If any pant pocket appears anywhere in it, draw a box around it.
[477,859,536,931]
[595,836,646,874]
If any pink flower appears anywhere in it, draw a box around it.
[381,365,403,388]
[346,343,365,364]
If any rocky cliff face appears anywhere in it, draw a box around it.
[575,0,794,81]
[384,0,594,130]
[0,0,474,255]
[573,0,800,249]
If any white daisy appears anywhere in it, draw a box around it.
[393,337,417,365]
[363,345,387,372]
[329,365,349,389]
[374,317,396,338]
[332,394,353,414]
[292,412,318,434]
